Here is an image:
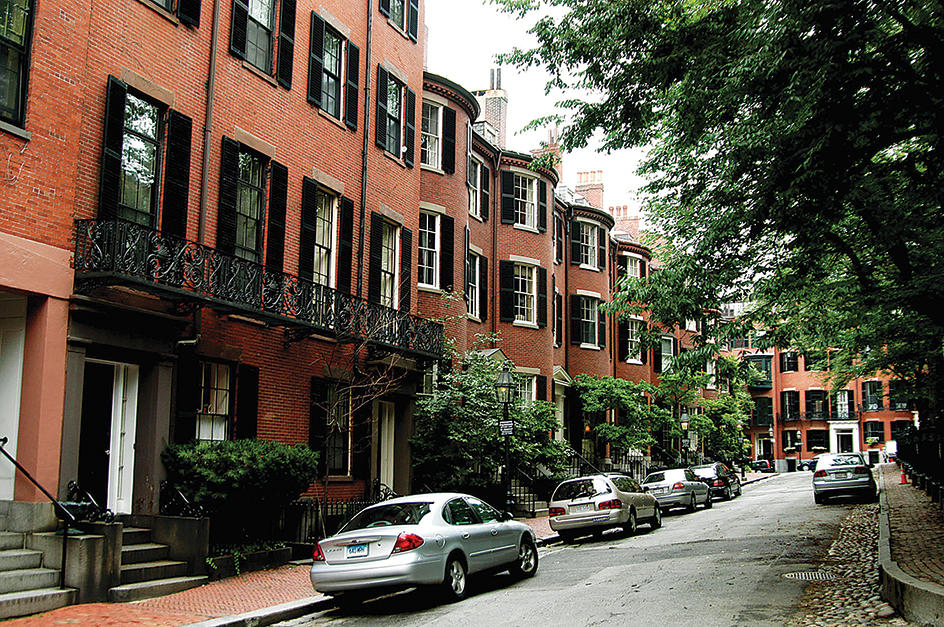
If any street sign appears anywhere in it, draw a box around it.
[499,420,514,436]
[681,437,691,448]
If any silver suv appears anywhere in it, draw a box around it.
[549,474,662,543]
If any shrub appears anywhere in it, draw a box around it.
[162,439,319,543]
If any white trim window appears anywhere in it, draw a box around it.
[517,374,535,405]
[421,101,442,168]
[313,191,336,287]
[468,159,482,217]
[418,211,439,288]
[580,296,599,347]
[321,27,344,120]
[325,387,352,476]
[197,362,231,442]
[624,255,641,279]
[514,263,536,324]
[659,336,675,373]
[706,359,716,389]
[578,221,598,268]
[465,251,480,319]
[514,174,536,229]
[835,389,853,419]
[626,317,644,362]
[380,220,399,308]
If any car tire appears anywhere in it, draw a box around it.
[814,493,826,505]
[624,509,637,536]
[509,537,538,579]
[687,493,697,513]
[650,506,662,530]
[559,530,577,545]
[442,555,468,602]
[723,485,733,501]
[735,482,742,497]
[703,491,713,509]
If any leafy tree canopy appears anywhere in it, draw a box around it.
[494,0,944,423]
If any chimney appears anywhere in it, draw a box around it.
[474,68,509,149]
[531,128,563,179]
[575,171,604,210]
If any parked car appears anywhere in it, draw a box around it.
[641,468,712,512]
[548,474,662,543]
[749,459,775,473]
[690,463,742,500]
[812,453,877,504]
[309,493,537,603]
[799,453,827,472]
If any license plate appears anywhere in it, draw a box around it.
[835,472,850,479]
[346,543,368,558]
[571,503,593,513]
[652,488,667,495]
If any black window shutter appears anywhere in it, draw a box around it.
[307,12,324,107]
[570,295,581,344]
[345,42,359,130]
[440,215,454,292]
[480,165,490,221]
[337,196,354,294]
[641,337,648,364]
[352,399,372,479]
[379,0,390,17]
[217,136,240,255]
[298,176,318,281]
[653,344,662,373]
[500,170,515,223]
[538,180,547,232]
[375,66,388,149]
[570,220,580,264]
[162,109,192,238]
[177,0,201,27]
[555,216,564,263]
[598,308,606,348]
[266,161,288,272]
[618,322,628,361]
[276,0,296,88]
[442,106,456,174]
[404,87,416,167]
[368,212,383,303]
[536,374,547,402]
[479,256,488,322]
[229,0,249,58]
[235,364,259,439]
[174,358,201,444]
[597,226,606,269]
[641,260,647,277]
[555,292,563,345]
[99,76,127,220]
[400,227,412,312]
[309,378,328,476]
[499,260,515,322]
[537,266,547,327]
[617,256,627,283]
[407,0,419,41]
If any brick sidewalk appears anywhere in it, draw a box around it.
[881,463,944,587]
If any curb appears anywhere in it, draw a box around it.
[878,468,944,626]
[184,595,333,627]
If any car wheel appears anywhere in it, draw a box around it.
[687,493,697,513]
[625,509,637,536]
[334,591,366,610]
[814,493,826,505]
[703,491,713,509]
[442,555,468,602]
[559,530,577,545]
[650,505,662,530]
[509,537,538,579]
[723,485,733,501]
[735,483,742,497]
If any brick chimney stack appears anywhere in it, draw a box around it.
[472,69,508,149]
[575,171,604,210]
[531,128,563,179]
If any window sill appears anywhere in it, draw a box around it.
[134,0,180,25]
[241,60,278,87]
[421,163,444,175]
[624,358,643,365]
[386,17,414,42]
[466,314,482,324]
[579,263,600,272]
[382,150,407,168]
[318,108,349,131]
[580,343,602,351]
[468,211,485,223]
[513,320,539,329]
[513,223,539,234]
[418,285,441,294]
[0,120,30,141]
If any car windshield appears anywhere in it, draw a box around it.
[553,477,612,501]
[340,502,432,532]
[691,466,716,478]
[825,455,865,467]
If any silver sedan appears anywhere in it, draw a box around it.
[549,474,662,543]
[309,493,538,603]
[812,453,877,504]
[641,468,712,511]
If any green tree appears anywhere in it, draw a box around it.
[411,348,568,494]
[574,374,672,452]
[494,0,944,426]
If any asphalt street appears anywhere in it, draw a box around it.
[277,473,854,627]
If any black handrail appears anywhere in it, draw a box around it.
[0,437,75,589]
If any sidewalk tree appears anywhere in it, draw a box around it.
[494,0,944,428]
[574,374,672,453]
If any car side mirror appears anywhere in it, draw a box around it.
[642,486,649,492]
[501,511,514,521]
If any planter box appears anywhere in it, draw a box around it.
[207,547,292,581]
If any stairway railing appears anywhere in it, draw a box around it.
[0,437,77,589]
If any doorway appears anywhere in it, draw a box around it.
[377,401,395,490]
[838,430,854,453]
[0,296,26,500]
[79,361,139,514]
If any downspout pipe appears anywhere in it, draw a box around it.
[357,1,374,298]
[199,0,222,245]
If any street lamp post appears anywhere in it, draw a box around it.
[495,361,516,514]
[680,419,690,467]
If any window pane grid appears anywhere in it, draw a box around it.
[322,30,342,119]
[197,362,230,442]
[421,102,440,167]
[386,78,402,156]
[465,252,478,317]
[418,212,438,286]
[118,94,160,225]
[514,264,534,323]
[580,297,597,344]
[313,192,334,286]
[514,175,535,228]
[245,0,273,72]
[579,223,596,266]
[468,161,480,215]
[380,221,398,307]
[235,151,265,262]
[326,388,351,475]
[627,319,642,360]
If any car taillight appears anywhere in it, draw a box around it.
[598,499,622,510]
[813,470,827,478]
[549,507,565,517]
[312,543,325,562]
[713,480,723,487]
[672,482,685,491]
[392,533,425,554]
[854,466,871,475]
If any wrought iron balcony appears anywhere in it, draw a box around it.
[73,219,444,360]
[748,379,773,390]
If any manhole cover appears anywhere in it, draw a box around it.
[783,571,832,581]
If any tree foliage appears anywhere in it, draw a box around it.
[495,0,944,424]
[574,374,671,450]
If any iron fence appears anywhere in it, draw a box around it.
[898,424,943,488]
[272,497,383,544]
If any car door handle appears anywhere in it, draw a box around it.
[491,529,499,536]
[462,533,470,539]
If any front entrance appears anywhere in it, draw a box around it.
[377,401,395,490]
[837,430,854,453]
[0,295,26,500]
[79,361,139,514]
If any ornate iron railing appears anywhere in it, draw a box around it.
[73,219,444,360]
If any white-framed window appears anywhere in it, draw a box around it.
[685,319,698,332]
[421,101,442,168]
[517,374,535,405]
[468,159,482,217]
[514,263,536,324]
[418,212,439,288]
[196,362,232,442]
[835,389,853,419]
[388,0,405,30]
[514,174,536,229]
[626,317,644,362]
[705,359,716,389]
[578,221,598,268]
[245,0,275,72]
[659,336,675,373]
[624,255,641,279]
[235,149,267,263]
[322,27,344,119]
[862,381,883,411]
[466,252,480,319]
[313,190,336,287]
[580,296,599,347]
[325,386,352,476]
[418,363,438,397]
[380,220,399,308]
[385,75,403,156]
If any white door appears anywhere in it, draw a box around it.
[0,296,26,500]
[378,401,395,490]
[106,364,138,515]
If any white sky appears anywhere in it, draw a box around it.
[424,0,647,216]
